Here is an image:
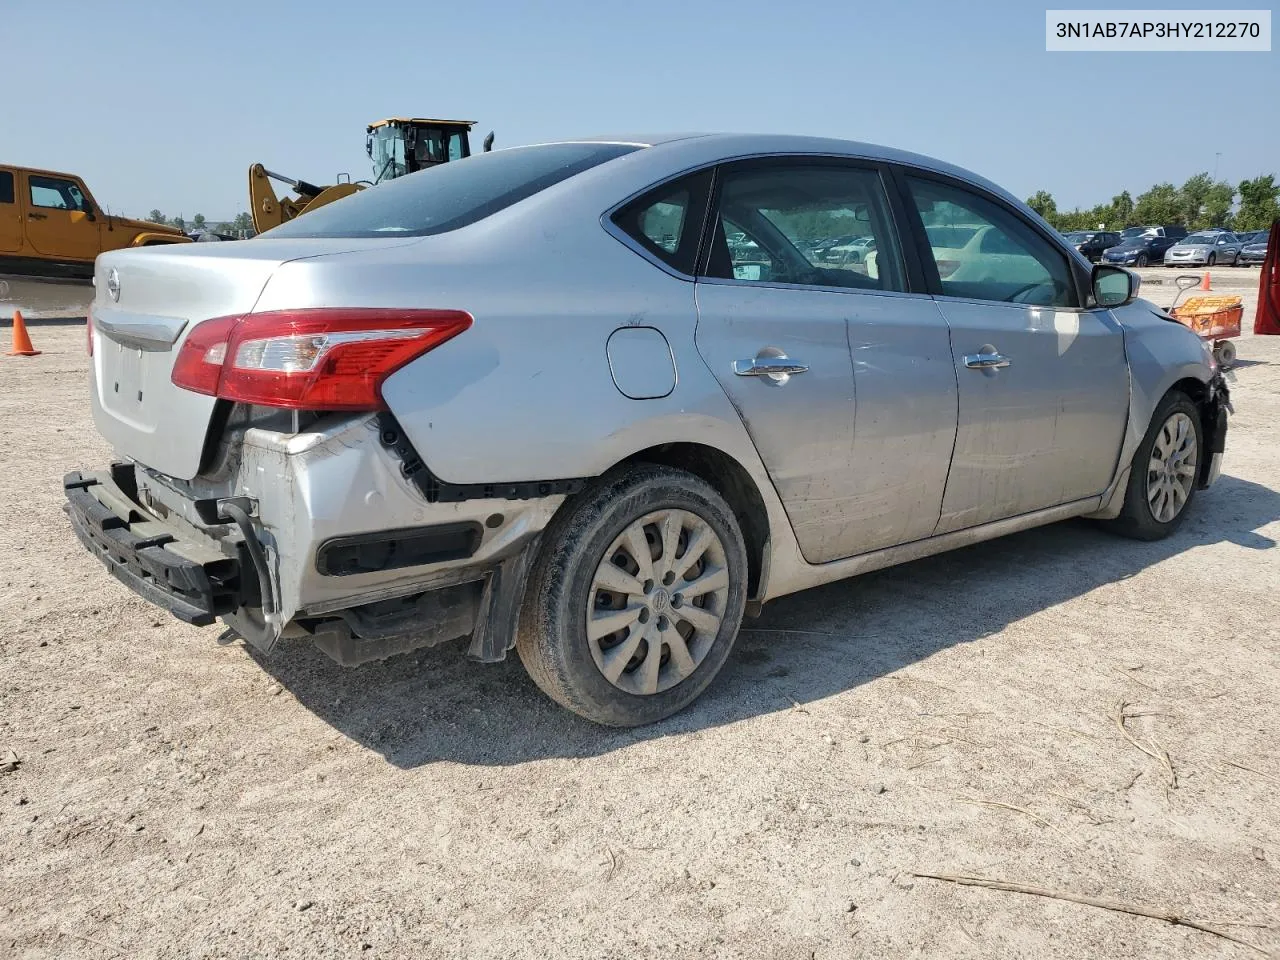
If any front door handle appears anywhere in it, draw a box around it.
[963,351,1012,370]
[27,212,47,221]
[733,355,809,385]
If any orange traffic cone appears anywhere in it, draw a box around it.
[1200,271,1212,291]
[7,310,40,357]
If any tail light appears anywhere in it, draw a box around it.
[171,308,472,411]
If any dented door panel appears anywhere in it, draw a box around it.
[933,300,1129,532]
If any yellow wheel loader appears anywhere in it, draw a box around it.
[248,118,494,235]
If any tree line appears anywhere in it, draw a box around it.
[1027,173,1279,234]
[147,210,255,236]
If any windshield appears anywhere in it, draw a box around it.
[1183,233,1218,244]
[1120,227,1152,239]
[369,127,409,182]
[268,142,641,240]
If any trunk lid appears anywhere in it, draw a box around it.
[89,239,411,480]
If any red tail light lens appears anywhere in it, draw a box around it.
[171,308,472,411]
[171,314,239,396]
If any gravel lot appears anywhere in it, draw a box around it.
[2,274,1278,959]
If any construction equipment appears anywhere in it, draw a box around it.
[248,119,494,235]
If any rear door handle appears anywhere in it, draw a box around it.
[27,212,47,221]
[963,351,1012,370]
[733,355,809,384]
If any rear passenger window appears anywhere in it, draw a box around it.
[702,163,906,293]
[0,171,13,204]
[612,171,711,275]
[908,177,1076,307]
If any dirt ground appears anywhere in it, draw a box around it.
[2,273,1279,959]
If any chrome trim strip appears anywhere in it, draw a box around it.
[93,310,188,349]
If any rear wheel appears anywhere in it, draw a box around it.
[1108,392,1202,541]
[516,464,748,726]
[1207,253,1217,267]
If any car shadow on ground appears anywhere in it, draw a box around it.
[249,474,1280,770]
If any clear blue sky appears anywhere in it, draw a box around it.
[4,0,1275,220]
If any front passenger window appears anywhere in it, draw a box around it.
[908,177,1076,307]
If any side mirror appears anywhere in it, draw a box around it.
[69,210,91,224]
[1093,264,1139,308]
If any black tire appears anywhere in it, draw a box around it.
[1135,253,1149,267]
[1108,391,1203,541]
[1207,253,1216,267]
[516,464,748,726]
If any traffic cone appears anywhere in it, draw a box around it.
[7,310,40,357]
[1200,271,1212,291]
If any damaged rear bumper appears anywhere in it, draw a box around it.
[63,414,564,666]
[63,466,253,626]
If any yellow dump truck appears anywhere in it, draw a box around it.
[0,164,189,279]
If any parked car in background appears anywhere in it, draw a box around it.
[1063,230,1122,262]
[824,235,878,264]
[65,133,1231,726]
[1164,231,1243,267]
[1120,225,1189,242]
[1102,233,1180,267]
[818,234,861,262]
[1239,232,1270,265]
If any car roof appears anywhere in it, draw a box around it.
[566,132,1028,210]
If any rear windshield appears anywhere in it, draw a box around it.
[264,142,642,239]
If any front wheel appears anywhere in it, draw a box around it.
[516,464,748,726]
[1207,253,1216,267]
[1107,392,1203,541]
[1136,253,1149,267]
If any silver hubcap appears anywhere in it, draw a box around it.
[1146,412,1197,523]
[586,509,729,696]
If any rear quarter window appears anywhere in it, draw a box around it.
[264,142,641,239]
[0,171,13,204]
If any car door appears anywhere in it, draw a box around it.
[21,172,101,261]
[1219,232,1239,263]
[0,169,21,253]
[901,172,1129,533]
[693,158,958,563]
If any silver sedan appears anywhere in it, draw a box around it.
[1164,231,1244,267]
[67,134,1231,725]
